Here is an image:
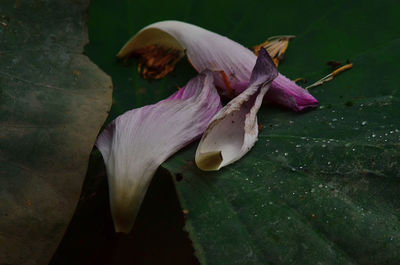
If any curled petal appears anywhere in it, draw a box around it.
[118,20,254,91]
[96,71,221,233]
[196,48,278,171]
[233,73,319,112]
[118,20,318,111]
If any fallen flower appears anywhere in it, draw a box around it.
[196,48,278,170]
[98,22,322,232]
[117,20,318,112]
[96,71,221,233]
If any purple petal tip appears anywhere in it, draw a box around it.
[267,73,319,112]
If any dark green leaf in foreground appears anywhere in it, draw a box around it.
[0,0,112,264]
[87,0,400,264]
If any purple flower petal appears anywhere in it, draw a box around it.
[96,71,221,233]
[267,74,319,111]
[196,49,278,171]
[118,20,318,111]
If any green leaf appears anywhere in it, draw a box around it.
[86,0,400,264]
[0,0,112,264]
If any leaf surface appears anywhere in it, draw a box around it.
[0,0,112,264]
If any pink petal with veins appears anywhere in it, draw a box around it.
[96,71,221,233]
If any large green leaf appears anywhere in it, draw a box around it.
[0,0,112,264]
[86,0,400,264]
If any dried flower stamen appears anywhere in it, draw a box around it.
[219,70,234,97]
[294,77,307,83]
[133,45,183,79]
[306,63,353,89]
[253,35,295,67]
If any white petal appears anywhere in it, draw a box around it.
[96,71,221,232]
[117,20,255,93]
[195,48,278,171]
